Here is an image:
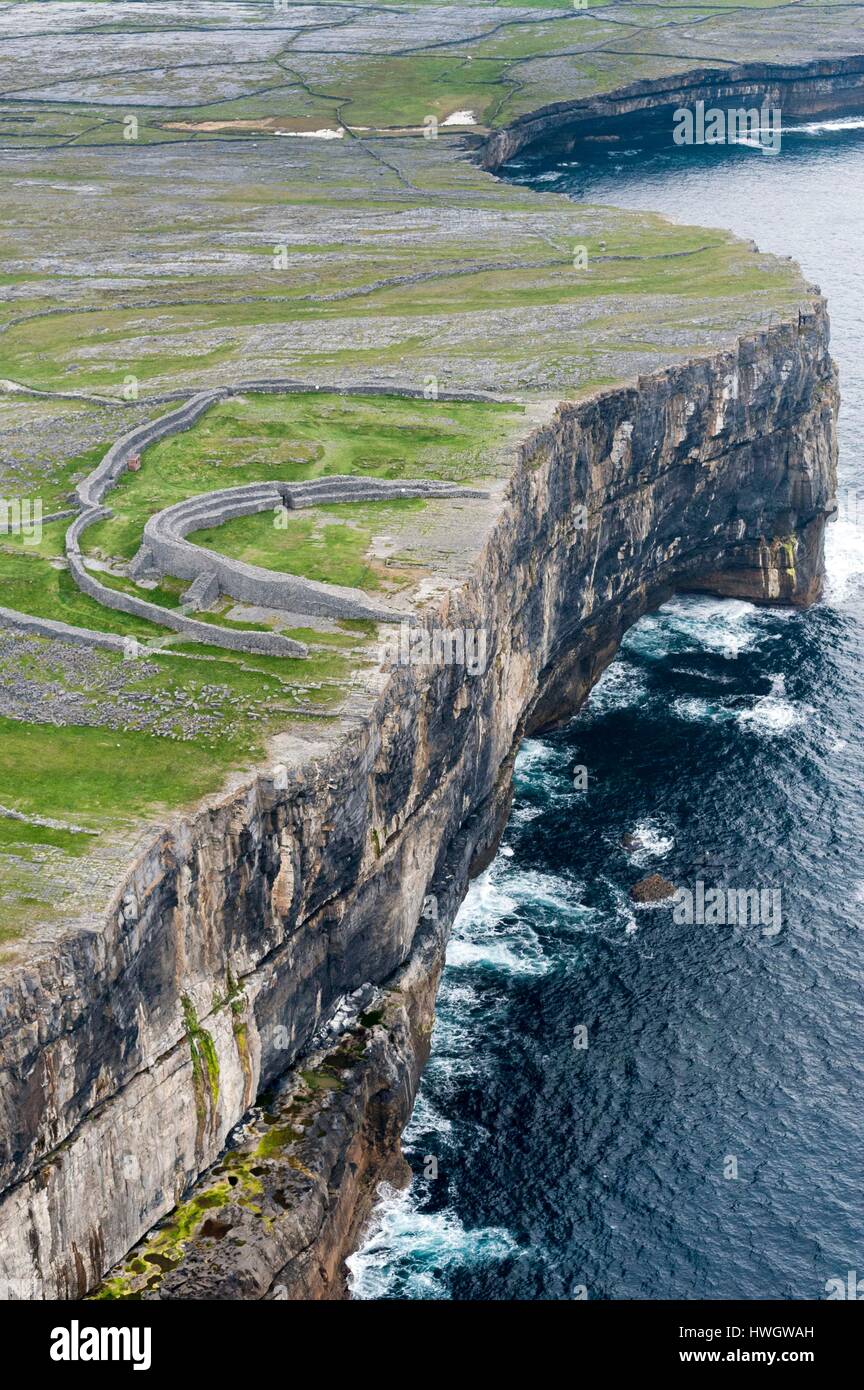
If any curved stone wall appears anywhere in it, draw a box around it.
[75,390,226,510]
[62,505,308,658]
[66,556,308,658]
[0,383,487,658]
[132,476,488,624]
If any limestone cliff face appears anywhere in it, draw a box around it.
[0,300,837,1299]
[480,57,864,171]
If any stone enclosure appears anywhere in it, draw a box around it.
[1,385,488,658]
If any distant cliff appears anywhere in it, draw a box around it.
[480,57,864,170]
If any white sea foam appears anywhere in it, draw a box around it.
[454,865,518,926]
[737,674,803,735]
[464,860,588,923]
[427,1005,488,1058]
[446,868,546,975]
[514,737,558,777]
[737,699,800,734]
[510,868,586,915]
[824,517,864,603]
[596,876,642,937]
[673,695,729,722]
[442,109,476,126]
[347,1182,516,1299]
[445,858,591,976]
[795,117,864,135]
[446,928,548,976]
[513,737,572,806]
[584,658,648,713]
[439,981,481,1010]
[406,1090,453,1140]
[669,665,735,684]
[625,594,761,660]
[625,819,674,862]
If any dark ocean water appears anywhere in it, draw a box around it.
[349,118,864,1300]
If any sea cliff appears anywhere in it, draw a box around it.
[0,301,837,1298]
[0,0,858,1303]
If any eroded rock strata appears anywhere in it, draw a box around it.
[0,301,837,1298]
[481,57,864,170]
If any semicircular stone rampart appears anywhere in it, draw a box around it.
[128,476,489,623]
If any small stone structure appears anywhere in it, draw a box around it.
[180,571,221,614]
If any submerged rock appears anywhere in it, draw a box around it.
[630,874,676,903]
